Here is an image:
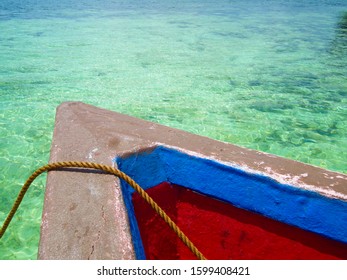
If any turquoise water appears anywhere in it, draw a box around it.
[0,0,346,259]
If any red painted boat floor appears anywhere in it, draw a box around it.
[132,182,347,260]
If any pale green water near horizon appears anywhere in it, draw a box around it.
[1,0,346,259]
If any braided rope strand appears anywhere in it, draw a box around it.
[0,161,206,260]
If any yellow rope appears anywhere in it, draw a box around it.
[0,161,206,260]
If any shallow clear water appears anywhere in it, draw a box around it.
[0,0,346,259]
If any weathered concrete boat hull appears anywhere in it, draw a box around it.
[38,102,347,259]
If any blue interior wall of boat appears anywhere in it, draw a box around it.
[116,146,347,259]
[116,149,168,190]
[157,147,347,243]
[118,183,146,259]
[115,152,163,259]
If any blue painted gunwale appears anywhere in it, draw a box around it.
[115,146,347,260]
